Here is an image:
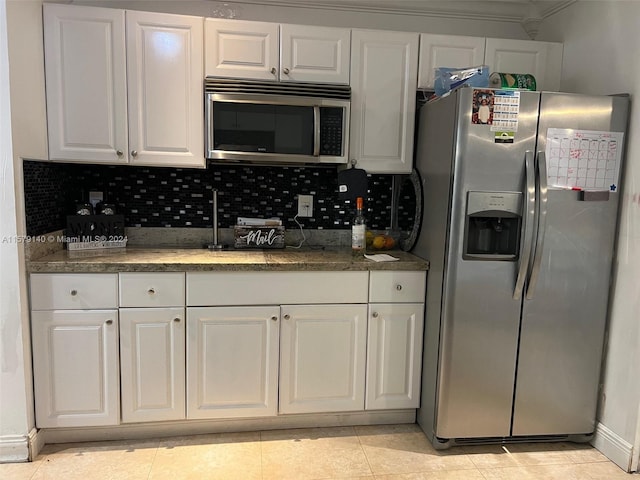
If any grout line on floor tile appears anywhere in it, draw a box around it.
[259,430,264,480]
[145,440,160,480]
[354,425,376,477]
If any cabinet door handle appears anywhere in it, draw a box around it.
[372,312,379,318]
[116,150,123,157]
[283,67,290,75]
[70,289,78,296]
[283,314,290,320]
[105,319,113,325]
[271,315,278,321]
[131,150,138,157]
[270,67,277,75]
[148,288,155,295]
[396,284,403,291]
[173,317,181,323]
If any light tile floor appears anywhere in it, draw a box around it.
[1,424,634,480]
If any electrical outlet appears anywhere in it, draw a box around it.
[89,191,103,208]
[297,194,313,217]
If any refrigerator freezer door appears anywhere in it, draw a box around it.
[434,89,541,439]
[512,93,629,436]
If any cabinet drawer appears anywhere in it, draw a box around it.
[119,273,185,307]
[187,271,368,306]
[30,273,118,310]
[369,271,426,303]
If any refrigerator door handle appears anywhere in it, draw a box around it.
[514,150,536,300]
[526,151,549,300]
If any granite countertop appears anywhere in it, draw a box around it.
[27,246,429,273]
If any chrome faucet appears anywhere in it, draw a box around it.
[208,189,223,250]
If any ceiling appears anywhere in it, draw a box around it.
[211,0,576,23]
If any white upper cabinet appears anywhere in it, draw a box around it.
[350,29,419,174]
[418,34,486,89]
[44,4,128,163]
[485,38,563,91]
[205,19,350,84]
[279,24,350,84]
[205,19,278,80]
[43,4,204,167]
[126,11,204,167]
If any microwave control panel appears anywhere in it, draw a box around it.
[319,107,344,156]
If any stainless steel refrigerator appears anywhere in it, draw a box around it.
[413,87,629,448]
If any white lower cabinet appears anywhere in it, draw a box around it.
[31,309,120,428]
[119,307,186,423]
[366,303,424,410]
[186,306,280,419]
[30,269,426,430]
[279,304,368,414]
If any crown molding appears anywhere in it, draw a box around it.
[211,0,576,23]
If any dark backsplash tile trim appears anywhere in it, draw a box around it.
[23,160,415,237]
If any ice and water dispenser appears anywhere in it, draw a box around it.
[463,191,522,260]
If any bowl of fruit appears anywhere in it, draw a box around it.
[366,230,400,251]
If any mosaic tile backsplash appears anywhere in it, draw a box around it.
[23,160,417,237]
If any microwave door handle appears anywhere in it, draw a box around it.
[526,151,549,300]
[514,150,536,300]
[313,106,320,157]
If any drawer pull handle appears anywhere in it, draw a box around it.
[283,314,290,320]
[148,288,156,295]
[105,319,113,325]
[271,315,278,321]
[396,284,403,291]
[70,289,78,296]
[173,317,181,323]
[372,312,379,318]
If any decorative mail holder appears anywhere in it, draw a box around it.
[65,215,127,250]
[234,226,285,249]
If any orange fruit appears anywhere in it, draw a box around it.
[372,236,385,249]
[384,236,396,249]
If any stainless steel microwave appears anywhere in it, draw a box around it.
[205,79,350,165]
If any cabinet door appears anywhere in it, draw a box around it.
[485,38,563,91]
[280,24,350,84]
[43,4,128,163]
[279,304,367,414]
[120,308,185,423]
[126,11,204,167]
[205,19,279,80]
[186,306,280,419]
[350,30,419,174]
[418,34,485,89]
[366,303,424,410]
[31,310,119,427]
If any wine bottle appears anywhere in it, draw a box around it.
[351,197,366,256]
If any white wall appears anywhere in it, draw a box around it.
[73,0,530,38]
[538,1,640,472]
[0,0,33,463]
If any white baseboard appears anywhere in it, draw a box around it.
[0,434,29,463]
[592,422,635,472]
[28,428,43,461]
